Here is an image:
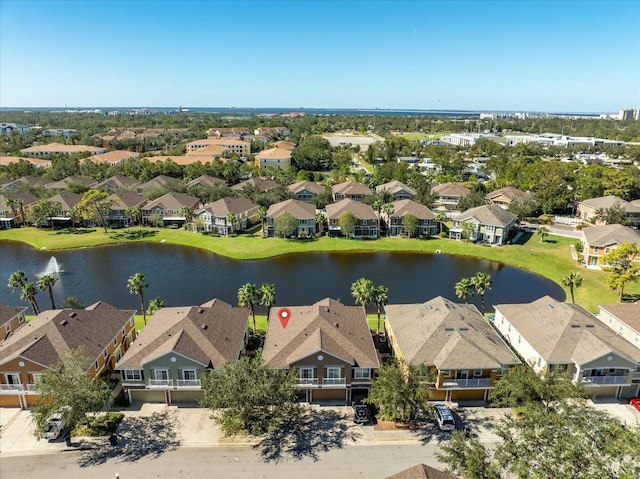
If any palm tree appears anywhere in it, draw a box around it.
[455,277,474,303]
[238,283,259,333]
[258,283,276,316]
[8,270,27,290]
[37,274,58,310]
[315,211,326,236]
[561,272,584,304]
[372,284,389,334]
[351,278,374,313]
[178,206,193,223]
[6,197,18,226]
[226,212,237,235]
[147,297,165,316]
[436,211,448,234]
[20,282,40,315]
[127,273,149,324]
[537,226,548,243]
[471,272,492,314]
[257,206,268,236]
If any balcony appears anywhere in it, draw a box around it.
[0,383,24,393]
[296,378,319,387]
[441,378,492,389]
[579,375,630,386]
[27,384,39,393]
[149,379,173,387]
[322,378,346,387]
[176,379,201,388]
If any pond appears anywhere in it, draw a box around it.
[0,241,565,313]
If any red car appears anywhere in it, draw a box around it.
[631,398,640,413]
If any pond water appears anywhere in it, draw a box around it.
[0,241,565,313]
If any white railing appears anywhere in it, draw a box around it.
[0,384,24,392]
[27,384,39,393]
[322,378,346,386]
[441,378,492,388]
[580,376,629,385]
[296,378,318,386]
[149,379,173,387]
[176,379,201,388]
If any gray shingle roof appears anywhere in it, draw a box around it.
[598,303,640,334]
[391,199,436,219]
[454,204,518,227]
[579,195,640,212]
[288,180,324,196]
[376,180,417,197]
[325,198,377,220]
[196,196,257,216]
[266,199,315,219]
[485,186,532,202]
[385,297,519,369]
[143,192,199,211]
[581,224,640,247]
[432,183,470,197]
[386,463,460,479]
[332,180,373,196]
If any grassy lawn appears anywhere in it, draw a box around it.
[3,227,638,313]
[398,132,450,141]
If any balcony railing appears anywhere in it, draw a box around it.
[579,375,629,386]
[149,379,173,387]
[27,384,39,393]
[296,378,319,386]
[176,379,201,388]
[322,378,346,386]
[441,378,492,389]
[0,384,24,392]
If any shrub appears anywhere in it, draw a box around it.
[72,412,124,437]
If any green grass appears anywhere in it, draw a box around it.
[397,132,450,141]
[3,226,638,313]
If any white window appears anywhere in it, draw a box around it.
[4,373,21,386]
[353,368,371,379]
[619,325,625,333]
[441,370,451,377]
[635,333,639,344]
[473,370,483,377]
[123,370,142,381]
[18,315,24,323]
[182,369,197,380]
[326,367,342,379]
[4,323,10,333]
[154,369,169,381]
[299,367,314,379]
[32,373,43,384]
[608,317,613,325]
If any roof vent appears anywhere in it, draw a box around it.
[571,324,580,328]
[427,305,433,311]
[198,308,204,314]
[585,324,595,328]
[201,324,208,330]
[445,327,454,331]
[459,327,469,331]
[60,320,68,326]
[333,322,339,328]
[69,312,76,318]
[325,307,330,313]
[547,304,554,309]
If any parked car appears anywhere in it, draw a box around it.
[42,406,71,440]
[353,404,371,425]
[433,404,456,431]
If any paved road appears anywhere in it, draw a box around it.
[0,443,447,479]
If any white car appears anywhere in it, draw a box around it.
[433,404,456,431]
[42,406,71,440]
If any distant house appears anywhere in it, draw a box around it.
[46,192,83,227]
[20,142,106,157]
[88,150,139,165]
[1,123,30,134]
[115,299,248,404]
[383,199,437,237]
[44,176,97,190]
[254,126,291,138]
[141,192,200,226]
[0,302,27,343]
[577,195,640,227]
[431,183,471,215]
[450,204,518,245]
[494,296,640,398]
[231,177,278,193]
[386,464,460,479]
[255,147,292,170]
[93,175,140,193]
[385,297,520,402]
[42,128,75,138]
[0,192,38,229]
[136,175,183,194]
[332,180,373,202]
[263,298,379,403]
[485,186,532,209]
[106,191,148,227]
[376,180,417,201]
[206,127,250,139]
[0,156,51,169]
[326,199,378,239]
[0,302,136,408]
[265,199,316,238]
[581,224,640,269]
[597,303,640,350]
[185,175,226,190]
[193,196,258,235]
[272,140,296,150]
[287,180,324,203]
[2,176,52,190]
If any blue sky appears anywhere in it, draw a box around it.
[1,0,639,112]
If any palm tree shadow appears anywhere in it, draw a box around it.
[256,407,360,463]
[77,411,180,467]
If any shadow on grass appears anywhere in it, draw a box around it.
[77,410,179,467]
[513,231,532,245]
[256,407,359,463]
[622,293,640,303]
[53,228,97,235]
[110,229,159,241]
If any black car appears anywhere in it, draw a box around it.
[353,404,371,425]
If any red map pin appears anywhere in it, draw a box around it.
[278,308,291,329]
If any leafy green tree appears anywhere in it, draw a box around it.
[603,203,631,226]
[457,190,486,212]
[602,242,640,302]
[291,135,332,171]
[37,274,58,310]
[28,199,62,230]
[75,189,114,233]
[200,353,298,436]
[31,348,113,439]
[435,211,448,234]
[401,213,418,237]
[62,296,85,309]
[455,277,474,303]
[561,272,583,304]
[507,196,537,220]
[127,273,148,324]
[351,277,374,312]
[461,220,476,241]
[437,431,500,479]
[8,271,40,315]
[364,359,432,422]
[338,211,357,238]
[537,226,548,242]
[274,212,298,238]
[238,283,259,333]
[372,284,388,334]
[471,272,492,314]
[146,297,165,316]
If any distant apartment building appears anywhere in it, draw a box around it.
[0,123,29,134]
[20,142,106,157]
[186,138,250,157]
[619,109,639,121]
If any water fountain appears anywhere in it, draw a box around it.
[41,256,63,275]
